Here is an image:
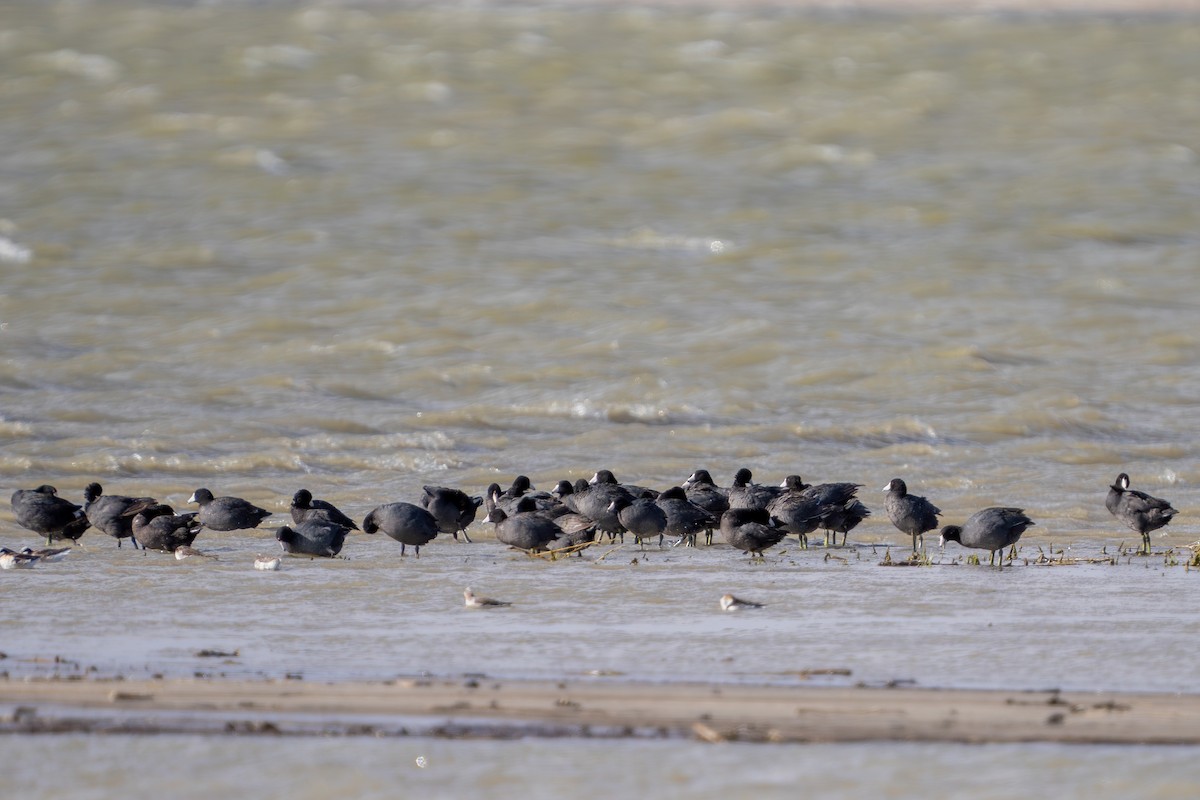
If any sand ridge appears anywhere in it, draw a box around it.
[3,676,1198,744]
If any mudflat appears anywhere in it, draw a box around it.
[3,676,1197,744]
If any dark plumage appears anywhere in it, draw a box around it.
[11,485,91,545]
[421,485,482,542]
[547,512,597,555]
[767,476,826,549]
[656,486,718,547]
[940,507,1035,568]
[488,498,562,553]
[189,488,272,531]
[276,518,347,558]
[883,478,942,553]
[590,469,658,500]
[361,502,439,557]
[726,468,781,512]
[611,495,669,548]
[720,507,788,561]
[801,481,867,547]
[680,469,729,545]
[556,478,630,541]
[83,483,157,548]
[820,497,871,547]
[486,477,560,518]
[290,489,359,531]
[1105,473,1178,555]
[131,504,202,553]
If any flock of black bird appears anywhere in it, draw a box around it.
[2,469,1181,570]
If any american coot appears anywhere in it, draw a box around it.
[189,488,272,531]
[767,476,826,549]
[939,507,1035,568]
[131,504,203,553]
[799,480,868,547]
[290,489,359,531]
[720,507,788,562]
[361,502,438,557]
[610,495,668,548]
[726,468,781,512]
[1105,473,1177,555]
[83,483,157,548]
[487,498,562,554]
[591,469,658,500]
[681,469,730,543]
[546,513,597,555]
[421,485,482,542]
[556,478,629,541]
[11,485,91,545]
[276,518,347,558]
[883,478,942,552]
[720,593,765,611]
[656,486,718,547]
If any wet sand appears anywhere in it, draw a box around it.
[3,676,1198,744]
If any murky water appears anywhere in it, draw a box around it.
[2,0,1200,792]
[6,735,1200,800]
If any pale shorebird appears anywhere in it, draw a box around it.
[175,545,218,561]
[464,587,511,608]
[254,554,282,571]
[0,548,41,569]
[21,546,72,563]
[720,593,764,611]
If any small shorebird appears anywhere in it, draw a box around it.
[175,545,218,561]
[720,593,764,611]
[21,546,72,563]
[464,587,511,608]
[0,548,41,569]
[254,554,282,571]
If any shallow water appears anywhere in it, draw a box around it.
[6,735,1200,800]
[2,0,1200,791]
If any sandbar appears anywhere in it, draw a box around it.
[3,676,1198,744]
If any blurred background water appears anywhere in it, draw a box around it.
[2,1,1199,792]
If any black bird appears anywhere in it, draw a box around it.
[940,507,1035,568]
[131,504,202,553]
[486,477,560,518]
[610,494,668,549]
[590,469,658,500]
[83,482,157,548]
[767,476,825,549]
[656,486,718,547]
[189,488,272,531]
[1105,473,1178,555]
[800,480,867,547]
[362,502,439,557]
[276,518,348,558]
[488,498,562,554]
[726,468,781,512]
[290,489,359,531]
[720,507,788,562]
[11,485,91,545]
[883,478,942,553]
[820,497,871,547]
[546,512,598,555]
[555,478,629,542]
[421,485,482,542]
[681,469,730,544]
